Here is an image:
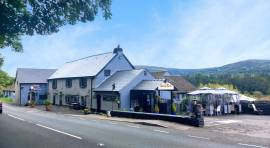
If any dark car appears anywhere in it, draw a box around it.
[0,101,2,114]
[70,102,85,110]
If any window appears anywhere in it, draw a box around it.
[81,96,86,106]
[144,71,147,76]
[52,80,57,89]
[103,95,117,101]
[79,78,87,88]
[39,95,47,100]
[104,69,111,77]
[66,79,72,88]
[65,95,79,105]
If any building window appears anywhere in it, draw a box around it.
[79,78,87,88]
[39,95,47,100]
[66,79,72,88]
[144,71,147,76]
[81,96,86,106]
[65,95,79,105]
[104,69,111,77]
[52,80,57,89]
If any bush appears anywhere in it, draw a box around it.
[83,108,91,114]
[30,100,35,107]
[154,105,159,113]
[172,103,177,113]
[44,100,51,107]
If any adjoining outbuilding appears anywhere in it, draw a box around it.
[131,80,175,114]
[14,68,56,105]
[3,84,15,99]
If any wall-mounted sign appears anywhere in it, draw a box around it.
[30,85,40,91]
[158,82,174,90]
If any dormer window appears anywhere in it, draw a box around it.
[144,71,147,76]
[104,69,111,77]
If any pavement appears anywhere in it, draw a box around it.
[0,103,269,148]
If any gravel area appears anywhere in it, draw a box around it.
[204,115,270,139]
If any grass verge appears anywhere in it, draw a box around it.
[0,97,13,103]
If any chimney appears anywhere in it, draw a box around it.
[113,45,123,54]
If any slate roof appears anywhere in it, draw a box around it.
[16,68,57,84]
[94,70,144,92]
[49,52,116,79]
[164,76,196,93]
[133,80,165,91]
[150,71,196,93]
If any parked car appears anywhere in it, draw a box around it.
[70,102,84,110]
[0,101,2,114]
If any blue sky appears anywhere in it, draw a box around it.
[2,0,270,76]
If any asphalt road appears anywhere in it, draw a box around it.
[0,104,269,148]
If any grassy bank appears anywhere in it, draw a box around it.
[0,97,13,103]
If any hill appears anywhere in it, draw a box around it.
[136,59,270,76]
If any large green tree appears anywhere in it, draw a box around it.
[0,0,112,65]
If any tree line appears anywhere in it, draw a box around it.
[184,73,270,95]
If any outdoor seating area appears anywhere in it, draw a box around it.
[187,87,242,116]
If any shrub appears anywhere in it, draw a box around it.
[83,108,91,114]
[44,100,51,107]
[154,105,159,113]
[172,103,177,113]
[30,100,35,107]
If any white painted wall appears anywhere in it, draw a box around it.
[119,70,154,110]
[93,53,133,88]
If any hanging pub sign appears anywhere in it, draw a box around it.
[158,82,174,90]
[30,85,40,91]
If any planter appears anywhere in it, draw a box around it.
[45,106,51,111]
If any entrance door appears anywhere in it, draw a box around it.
[59,95,62,106]
[53,95,56,105]
[97,95,101,112]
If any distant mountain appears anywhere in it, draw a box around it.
[135,59,270,76]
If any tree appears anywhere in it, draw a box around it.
[0,0,112,65]
[0,70,14,91]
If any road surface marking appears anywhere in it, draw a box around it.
[36,124,82,140]
[7,114,25,121]
[109,122,118,125]
[97,143,105,147]
[127,125,140,128]
[79,118,86,120]
[153,129,169,134]
[188,135,210,140]
[238,143,269,148]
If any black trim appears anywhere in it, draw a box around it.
[90,78,93,109]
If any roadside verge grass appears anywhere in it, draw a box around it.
[0,97,13,103]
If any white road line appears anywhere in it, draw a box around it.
[36,124,82,140]
[7,114,25,121]
[238,143,269,148]
[153,129,169,134]
[79,118,86,120]
[109,122,118,125]
[127,125,140,128]
[97,143,105,147]
[188,135,210,140]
